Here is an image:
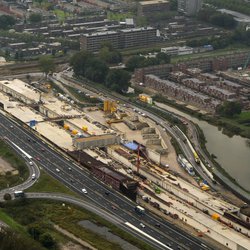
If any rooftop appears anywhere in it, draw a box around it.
[139,0,169,5]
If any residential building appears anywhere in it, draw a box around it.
[80,31,120,52]
[178,0,202,16]
[137,0,170,17]
[80,27,158,52]
[120,27,157,49]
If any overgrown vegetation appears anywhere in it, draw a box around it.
[125,52,171,71]
[0,139,28,189]
[1,199,155,250]
[197,7,237,29]
[0,228,45,250]
[205,0,250,16]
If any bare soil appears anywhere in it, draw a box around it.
[0,157,15,175]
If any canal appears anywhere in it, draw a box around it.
[156,102,250,192]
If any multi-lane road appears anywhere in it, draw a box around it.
[0,111,216,250]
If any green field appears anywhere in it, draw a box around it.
[27,170,80,197]
[2,199,155,250]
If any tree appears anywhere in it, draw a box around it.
[169,0,177,11]
[99,45,122,64]
[0,15,16,30]
[39,233,56,248]
[125,55,145,71]
[105,69,131,93]
[3,193,11,201]
[39,55,55,77]
[28,13,42,23]
[156,52,171,64]
[216,101,242,117]
[70,50,93,76]
[84,58,108,83]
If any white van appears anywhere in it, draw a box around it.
[31,174,36,180]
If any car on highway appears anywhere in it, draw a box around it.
[140,223,145,228]
[111,205,117,210]
[68,167,72,171]
[155,223,161,228]
[10,125,13,128]
[56,168,60,173]
[36,157,40,161]
[31,174,36,180]
[82,188,88,194]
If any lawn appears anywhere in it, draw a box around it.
[27,170,80,198]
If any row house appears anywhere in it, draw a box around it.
[134,64,173,83]
[199,72,219,85]
[204,86,236,101]
[169,71,189,83]
[216,79,242,95]
[181,78,206,91]
[144,74,219,112]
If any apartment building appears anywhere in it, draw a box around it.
[178,0,202,16]
[137,0,170,17]
[80,27,157,52]
[120,27,157,49]
[80,31,120,51]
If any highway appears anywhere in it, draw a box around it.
[0,111,215,250]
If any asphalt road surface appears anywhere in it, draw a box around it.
[0,111,215,250]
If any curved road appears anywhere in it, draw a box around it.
[0,111,215,250]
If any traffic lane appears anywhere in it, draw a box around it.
[0,129,206,250]
[0,115,213,250]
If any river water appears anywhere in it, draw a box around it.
[156,102,250,192]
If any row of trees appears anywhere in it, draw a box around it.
[187,27,250,49]
[70,48,130,93]
[205,0,250,16]
[125,52,171,71]
[197,8,237,29]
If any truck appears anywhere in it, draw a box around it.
[135,205,145,214]
[14,190,25,198]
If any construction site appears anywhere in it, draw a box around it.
[0,75,249,250]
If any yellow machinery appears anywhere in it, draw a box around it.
[64,124,70,130]
[103,100,117,113]
[71,130,78,135]
[139,94,153,104]
[82,126,88,132]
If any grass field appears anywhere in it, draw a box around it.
[27,170,80,198]
[2,199,155,250]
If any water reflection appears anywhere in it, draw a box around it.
[157,103,250,191]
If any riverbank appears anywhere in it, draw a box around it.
[154,101,250,201]
[153,94,250,139]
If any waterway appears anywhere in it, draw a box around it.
[156,102,250,192]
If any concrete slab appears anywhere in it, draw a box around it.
[36,122,73,150]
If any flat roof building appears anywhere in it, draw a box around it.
[138,0,170,17]
[178,0,202,16]
[80,27,157,52]
[73,134,120,149]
